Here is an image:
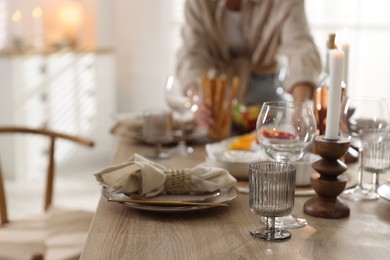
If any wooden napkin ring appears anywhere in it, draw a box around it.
[164,169,192,194]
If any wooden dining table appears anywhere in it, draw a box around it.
[81,137,390,260]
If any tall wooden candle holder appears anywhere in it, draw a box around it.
[303,135,350,219]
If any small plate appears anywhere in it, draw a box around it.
[124,190,221,202]
[102,187,238,212]
[112,124,207,144]
[378,182,390,201]
[111,113,207,144]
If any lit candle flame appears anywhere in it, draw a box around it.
[32,7,42,19]
[335,27,349,50]
[57,2,83,41]
[12,10,22,22]
[58,4,82,28]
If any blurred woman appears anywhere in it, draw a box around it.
[175,0,321,127]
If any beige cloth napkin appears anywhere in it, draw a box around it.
[95,153,237,197]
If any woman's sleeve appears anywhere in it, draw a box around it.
[175,0,214,89]
[278,0,322,92]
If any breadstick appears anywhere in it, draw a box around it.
[214,76,223,124]
[216,76,227,129]
[221,76,240,131]
[218,76,227,112]
[201,73,212,107]
[209,73,217,116]
[230,76,240,103]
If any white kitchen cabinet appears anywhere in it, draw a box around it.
[0,49,116,179]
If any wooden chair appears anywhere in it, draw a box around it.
[0,126,95,260]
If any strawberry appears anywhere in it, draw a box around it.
[261,129,295,140]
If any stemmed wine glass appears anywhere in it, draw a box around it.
[165,75,197,155]
[256,101,317,228]
[274,56,293,102]
[249,162,296,241]
[339,96,390,201]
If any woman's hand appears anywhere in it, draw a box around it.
[291,83,314,102]
[195,101,214,128]
[185,83,214,128]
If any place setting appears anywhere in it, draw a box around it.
[110,111,206,146]
[95,153,238,213]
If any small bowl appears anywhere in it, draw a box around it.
[205,157,251,180]
[205,140,268,180]
[293,153,321,186]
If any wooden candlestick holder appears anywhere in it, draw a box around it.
[303,135,350,219]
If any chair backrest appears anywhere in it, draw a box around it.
[0,126,94,226]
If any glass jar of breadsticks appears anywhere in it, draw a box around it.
[201,71,240,141]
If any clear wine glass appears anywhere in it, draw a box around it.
[339,96,390,201]
[165,75,197,155]
[364,134,390,195]
[249,162,296,241]
[142,108,174,159]
[256,101,317,228]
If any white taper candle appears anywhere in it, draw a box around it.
[341,43,349,95]
[325,49,344,140]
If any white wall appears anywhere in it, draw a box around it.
[110,0,180,114]
[306,0,390,104]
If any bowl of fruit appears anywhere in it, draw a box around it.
[231,103,261,134]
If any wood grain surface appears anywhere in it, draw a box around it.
[81,138,390,260]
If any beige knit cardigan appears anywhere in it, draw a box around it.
[175,0,322,102]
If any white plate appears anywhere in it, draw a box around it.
[133,128,207,144]
[205,152,321,181]
[102,187,238,212]
[205,136,321,181]
[111,113,207,144]
[113,125,207,144]
[378,182,390,201]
